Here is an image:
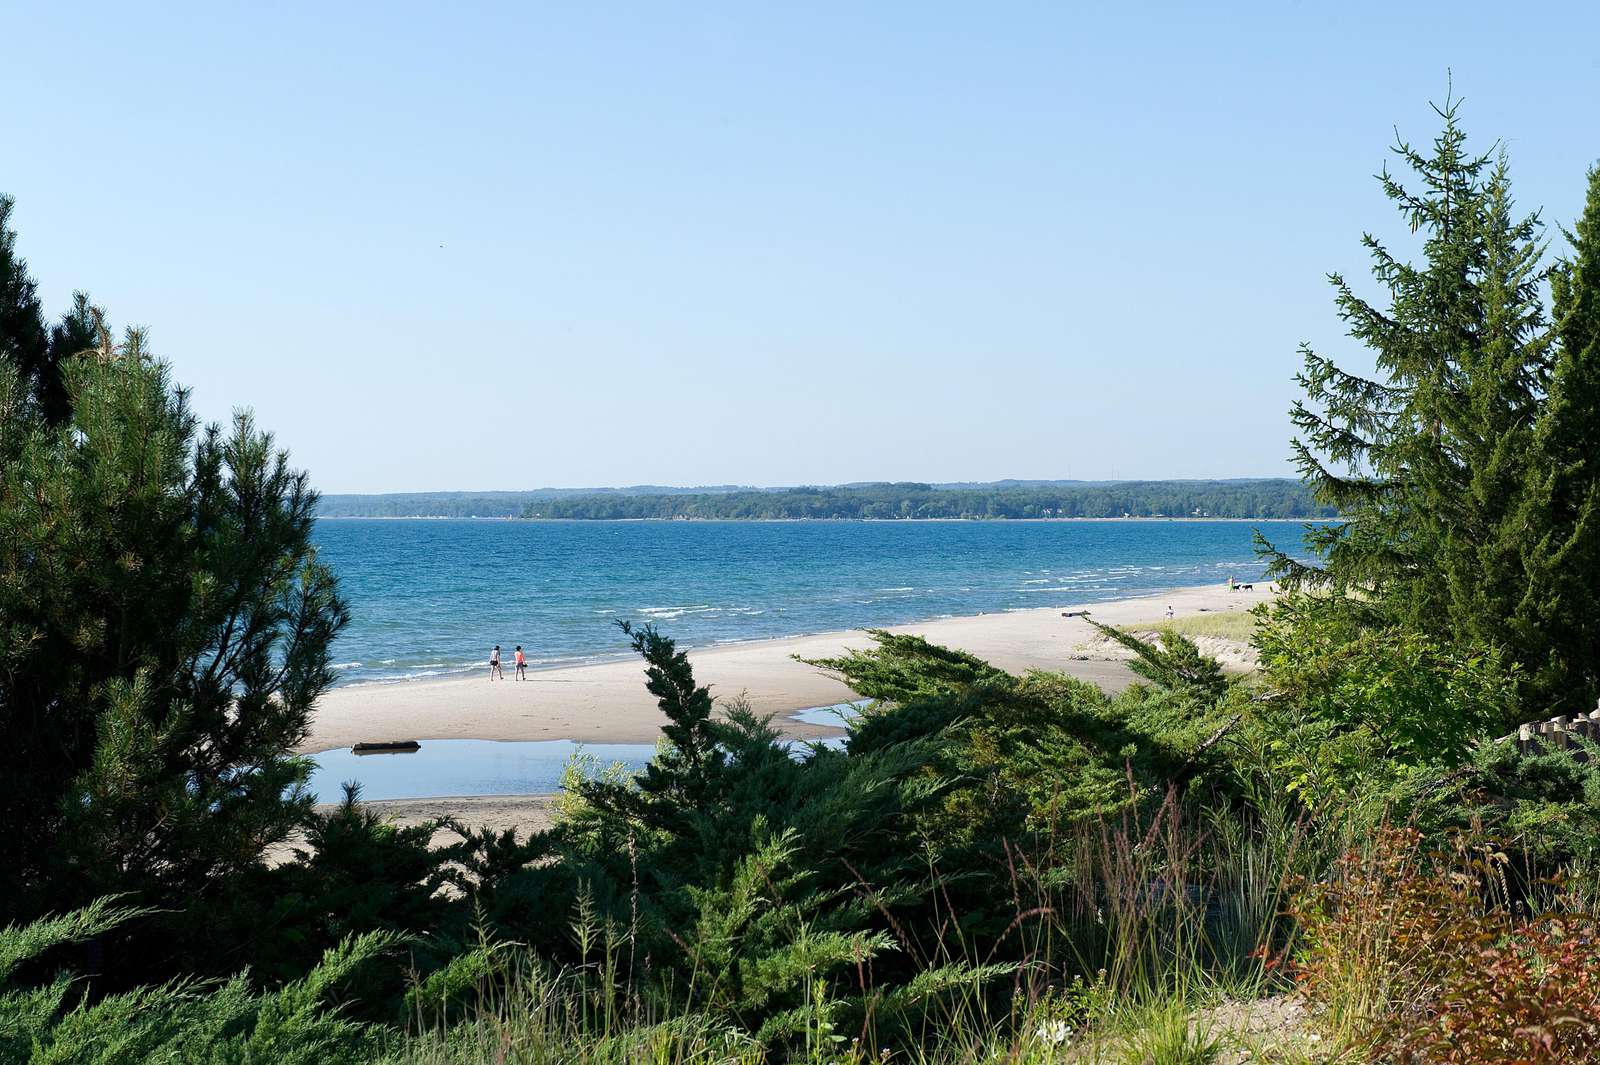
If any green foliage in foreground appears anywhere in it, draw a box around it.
[1254,593,1517,771]
[0,898,395,1063]
[3,584,1597,1063]
[0,336,349,975]
[0,621,1300,1063]
[1402,730,1600,885]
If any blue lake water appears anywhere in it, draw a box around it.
[314,519,1303,687]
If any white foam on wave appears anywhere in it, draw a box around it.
[637,604,716,620]
[524,652,631,669]
[343,662,480,687]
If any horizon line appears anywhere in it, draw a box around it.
[317,476,1308,498]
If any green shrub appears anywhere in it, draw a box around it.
[1252,594,1517,816]
[221,783,458,1014]
[1401,732,1600,891]
[0,899,394,1063]
[812,628,1247,842]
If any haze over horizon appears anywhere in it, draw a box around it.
[5,1,1598,493]
[318,475,1301,498]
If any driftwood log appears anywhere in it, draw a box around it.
[351,740,422,755]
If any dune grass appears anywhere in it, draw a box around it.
[380,790,1322,1064]
[1119,611,1258,643]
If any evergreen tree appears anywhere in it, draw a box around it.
[40,291,101,421]
[0,196,99,425]
[0,331,348,965]
[0,195,50,417]
[1510,164,1600,714]
[1262,97,1575,720]
[577,621,727,838]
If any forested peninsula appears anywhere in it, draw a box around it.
[317,479,1335,519]
[524,479,1333,520]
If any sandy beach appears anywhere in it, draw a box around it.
[303,582,1272,754]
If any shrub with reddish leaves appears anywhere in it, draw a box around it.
[1295,827,1600,1062]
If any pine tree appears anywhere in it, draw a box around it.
[38,291,100,422]
[1262,96,1563,721]
[0,331,349,955]
[0,196,99,425]
[0,195,50,416]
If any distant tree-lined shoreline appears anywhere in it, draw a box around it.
[524,479,1333,520]
[316,479,1334,520]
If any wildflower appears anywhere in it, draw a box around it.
[1036,1019,1072,1045]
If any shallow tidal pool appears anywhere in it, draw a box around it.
[306,702,864,802]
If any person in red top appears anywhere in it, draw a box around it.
[514,645,527,680]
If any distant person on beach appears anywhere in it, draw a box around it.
[1166,605,1174,619]
[490,644,503,680]
[514,645,527,680]
[1228,576,1236,592]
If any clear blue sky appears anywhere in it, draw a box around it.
[5,2,1597,492]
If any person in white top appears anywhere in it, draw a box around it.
[489,644,503,680]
